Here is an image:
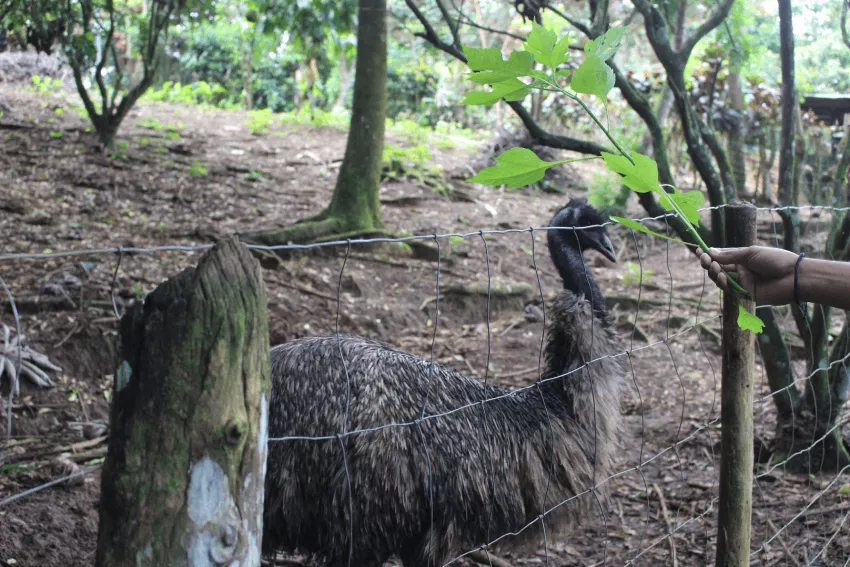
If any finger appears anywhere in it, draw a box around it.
[700,253,712,269]
[716,271,728,291]
[708,247,753,264]
[708,261,724,281]
[736,266,756,298]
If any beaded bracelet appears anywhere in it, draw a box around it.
[794,252,807,317]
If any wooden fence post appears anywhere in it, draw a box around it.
[715,202,757,567]
[95,237,270,566]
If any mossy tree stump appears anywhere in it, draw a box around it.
[96,237,270,567]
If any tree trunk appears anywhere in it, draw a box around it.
[716,202,756,567]
[727,71,747,194]
[756,308,799,420]
[245,0,387,247]
[96,237,270,566]
[777,0,799,252]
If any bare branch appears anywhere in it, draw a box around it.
[454,15,525,40]
[842,0,850,51]
[434,0,461,48]
[405,0,465,60]
[404,0,609,156]
[630,0,680,68]
[678,0,736,60]
[548,5,593,37]
[589,0,609,36]
[93,0,116,116]
[506,101,609,154]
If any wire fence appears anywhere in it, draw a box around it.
[1,204,849,565]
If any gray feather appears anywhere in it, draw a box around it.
[263,290,624,567]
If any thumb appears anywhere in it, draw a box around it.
[708,247,753,264]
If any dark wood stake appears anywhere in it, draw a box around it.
[96,236,270,566]
[715,202,757,567]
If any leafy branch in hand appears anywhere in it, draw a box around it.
[460,23,763,333]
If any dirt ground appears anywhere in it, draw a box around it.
[0,77,849,567]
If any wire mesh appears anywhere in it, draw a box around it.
[0,204,849,565]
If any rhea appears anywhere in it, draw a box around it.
[263,200,624,567]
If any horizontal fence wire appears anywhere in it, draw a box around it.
[0,203,848,566]
[0,204,848,263]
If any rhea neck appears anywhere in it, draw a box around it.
[549,230,607,320]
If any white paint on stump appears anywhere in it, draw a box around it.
[116,360,132,391]
[188,456,229,526]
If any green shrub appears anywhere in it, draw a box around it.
[143,81,230,108]
[246,109,274,135]
[189,161,208,177]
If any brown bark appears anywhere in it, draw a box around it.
[727,71,747,193]
[716,203,757,567]
[777,0,800,252]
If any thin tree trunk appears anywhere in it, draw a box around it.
[792,108,806,205]
[777,0,800,252]
[756,131,766,199]
[756,308,799,420]
[245,0,388,247]
[323,0,386,228]
[763,125,778,200]
[727,71,747,194]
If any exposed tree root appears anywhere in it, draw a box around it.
[242,214,394,265]
[769,415,850,473]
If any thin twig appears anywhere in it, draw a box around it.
[765,519,804,567]
[467,549,514,567]
[653,483,678,567]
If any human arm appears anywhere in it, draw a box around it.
[698,246,850,310]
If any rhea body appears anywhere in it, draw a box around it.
[263,201,624,567]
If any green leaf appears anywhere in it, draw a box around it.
[737,304,765,334]
[601,151,659,193]
[462,79,530,105]
[523,22,558,67]
[465,47,507,71]
[571,54,615,100]
[584,26,625,61]
[665,189,706,225]
[611,217,698,247]
[506,51,535,73]
[551,35,573,68]
[467,147,569,188]
[467,51,534,84]
[839,484,850,496]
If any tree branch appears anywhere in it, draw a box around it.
[405,0,609,156]
[679,0,736,60]
[94,1,116,116]
[842,0,850,51]
[434,0,461,49]
[506,101,609,154]
[454,16,525,40]
[630,0,681,71]
[548,5,593,37]
[405,0,465,59]
[589,0,609,36]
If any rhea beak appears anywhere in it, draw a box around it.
[597,235,617,263]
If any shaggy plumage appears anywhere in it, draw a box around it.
[263,200,625,567]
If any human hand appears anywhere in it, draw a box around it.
[698,246,800,305]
